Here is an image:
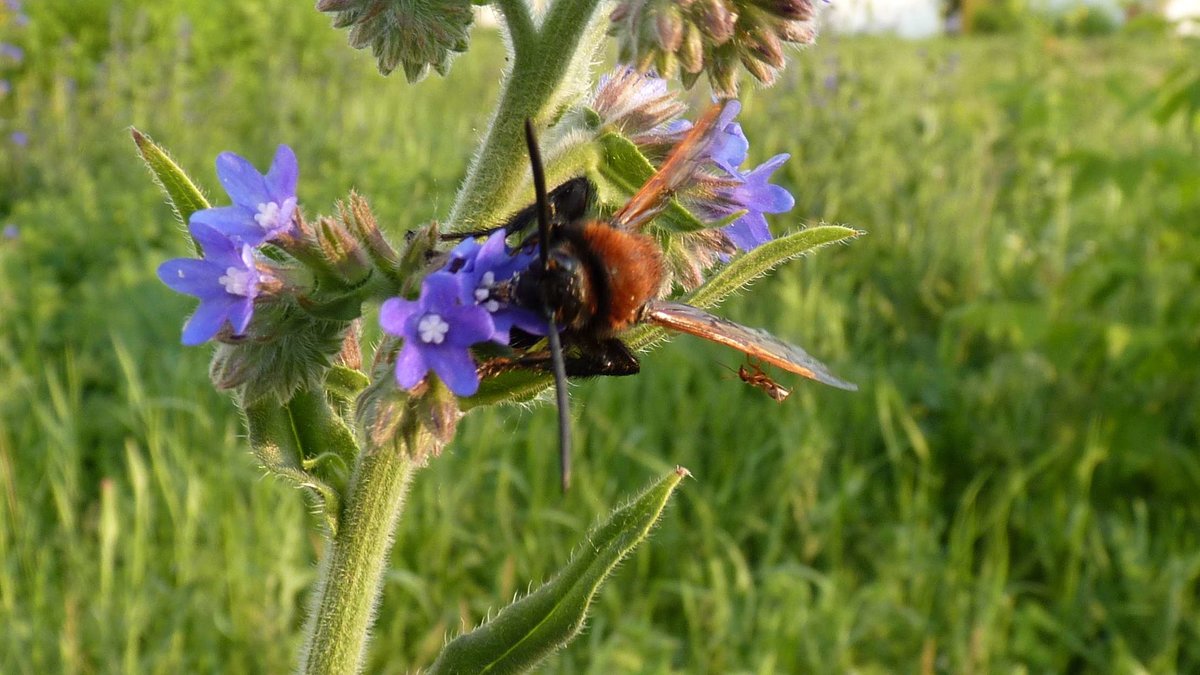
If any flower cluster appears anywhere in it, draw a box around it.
[588,69,794,254]
[158,146,298,345]
[695,100,794,251]
[381,229,544,397]
[316,0,474,82]
[609,0,819,96]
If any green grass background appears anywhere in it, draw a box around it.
[2,1,1199,672]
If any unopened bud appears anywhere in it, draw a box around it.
[691,0,737,44]
[739,8,786,68]
[356,342,460,461]
[708,43,741,97]
[336,319,363,371]
[340,192,401,278]
[678,22,705,74]
[778,19,817,44]
[320,0,475,80]
[755,0,814,21]
[740,51,777,85]
[317,216,371,284]
[655,6,684,52]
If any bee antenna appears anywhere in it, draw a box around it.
[524,118,573,493]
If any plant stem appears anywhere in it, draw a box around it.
[296,437,420,674]
[495,0,535,47]
[446,0,606,232]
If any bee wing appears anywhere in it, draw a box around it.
[644,300,858,391]
[611,101,732,232]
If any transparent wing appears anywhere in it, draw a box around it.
[644,300,858,391]
[611,101,732,232]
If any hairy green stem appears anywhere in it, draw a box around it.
[446,0,607,231]
[495,0,535,47]
[296,436,421,674]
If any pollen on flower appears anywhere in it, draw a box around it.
[219,266,259,297]
[254,202,282,228]
[473,271,501,313]
[418,313,450,344]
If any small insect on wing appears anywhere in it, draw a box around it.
[611,101,733,232]
[644,300,858,392]
[739,361,792,403]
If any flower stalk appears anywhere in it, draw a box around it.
[446,0,607,231]
[296,432,422,675]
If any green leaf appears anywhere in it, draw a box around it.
[462,368,552,411]
[626,225,862,351]
[326,364,370,413]
[243,390,357,535]
[130,128,210,255]
[428,468,690,674]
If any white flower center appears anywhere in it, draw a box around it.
[254,201,283,229]
[417,313,450,344]
[473,271,501,313]
[219,266,258,297]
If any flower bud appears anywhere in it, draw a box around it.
[339,192,403,281]
[755,0,814,21]
[319,0,475,82]
[610,0,821,95]
[209,302,353,404]
[356,341,461,462]
[316,215,372,285]
[655,5,684,52]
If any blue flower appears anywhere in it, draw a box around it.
[157,222,267,346]
[717,154,794,251]
[693,100,795,251]
[190,145,299,246]
[10,131,27,147]
[0,43,22,63]
[2,223,17,240]
[707,101,749,175]
[380,272,495,397]
[445,230,545,344]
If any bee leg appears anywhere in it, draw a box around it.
[565,338,640,377]
[487,338,640,378]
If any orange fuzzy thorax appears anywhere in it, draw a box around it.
[579,223,665,333]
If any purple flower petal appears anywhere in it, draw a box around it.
[380,297,420,335]
[759,183,794,214]
[157,258,224,296]
[215,152,269,209]
[421,272,464,311]
[181,295,239,346]
[496,305,549,339]
[394,341,429,389]
[710,121,749,174]
[264,145,298,201]
[440,303,496,347]
[724,212,772,251]
[191,206,268,246]
[444,236,482,274]
[228,297,255,334]
[424,345,481,396]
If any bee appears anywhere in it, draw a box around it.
[492,103,855,490]
[729,359,791,403]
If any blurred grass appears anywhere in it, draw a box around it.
[2,2,1199,672]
